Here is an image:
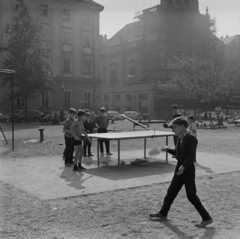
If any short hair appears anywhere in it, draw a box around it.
[100,107,106,112]
[77,110,86,117]
[172,117,188,128]
[188,115,195,121]
[68,108,77,114]
[86,112,91,116]
[171,104,178,109]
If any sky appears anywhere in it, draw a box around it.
[97,0,240,39]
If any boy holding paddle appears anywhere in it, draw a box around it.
[150,117,213,227]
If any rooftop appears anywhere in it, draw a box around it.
[106,21,142,46]
[221,35,240,45]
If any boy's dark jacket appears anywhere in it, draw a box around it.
[83,120,95,134]
[167,133,197,169]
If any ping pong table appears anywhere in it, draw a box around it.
[89,130,175,167]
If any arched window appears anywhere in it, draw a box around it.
[129,66,137,80]
[110,69,117,85]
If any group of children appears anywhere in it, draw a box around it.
[62,108,94,171]
[62,107,112,171]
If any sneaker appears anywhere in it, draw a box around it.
[88,154,94,157]
[101,153,105,156]
[195,218,213,228]
[106,152,113,155]
[73,165,80,171]
[78,164,87,170]
[149,213,167,220]
[83,154,87,157]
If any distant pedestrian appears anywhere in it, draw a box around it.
[94,107,113,156]
[187,115,197,137]
[83,112,95,157]
[62,108,77,166]
[70,110,92,171]
[60,108,64,122]
[150,117,213,228]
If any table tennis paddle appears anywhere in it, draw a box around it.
[148,147,163,155]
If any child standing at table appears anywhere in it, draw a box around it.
[70,110,91,171]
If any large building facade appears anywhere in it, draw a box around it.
[0,0,103,113]
[221,35,240,109]
[101,0,218,117]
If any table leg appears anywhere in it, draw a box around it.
[144,138,146,159]
[166,136,169,163]
[97,139,100,167]
[118,140,120,165]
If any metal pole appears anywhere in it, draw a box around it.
[11,72,14,150]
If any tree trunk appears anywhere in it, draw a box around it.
[24,95,28,123]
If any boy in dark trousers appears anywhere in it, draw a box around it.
[83,112,95,157]
[94,107,113,156]
[63,108,77,166]
[150,117,213,227]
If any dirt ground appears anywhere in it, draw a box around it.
[1,172,240,239]
[1,121,240,238]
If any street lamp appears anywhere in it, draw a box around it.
[61,82,65,109]
[0,69,16,150]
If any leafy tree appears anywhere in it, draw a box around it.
[158,55,235,115]
[0,6,55,121]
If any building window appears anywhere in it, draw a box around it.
[110,69,117,85]
[115,95,120,101]
[126,94,131,101]
[104,95,109,101]
[63,58,71,72]
[129,66,137,79]
[62,31,71,44]
[84,59,91,74]
[63,9,70,20]
[84,92,91,108]
[115,107,120,112]
[84,13,90,24]
[41,92,50,107]
[64,91,71,107]
[139,93,148,100]
[16,98,25,107]
[40,4,48,16]
[84,35,91,47]
[126,106,132,111]
[15,0,23,10]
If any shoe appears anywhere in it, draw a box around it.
[65,163,72,167]
[78,165,87,170]
[73,165,80,171]
[88,154,94,157]
[106,152,113,155]
[83,154,87,157]
[195,218,213,228]
[101,153,105,156]
[149,213,167,220]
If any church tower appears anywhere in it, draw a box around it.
[161,0,199,12]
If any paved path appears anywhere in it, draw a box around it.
[0,149,239,200]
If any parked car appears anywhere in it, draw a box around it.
[12,109,44,122]
[123,111,140,120]
[0,113,10,123]
[107,111,122,121]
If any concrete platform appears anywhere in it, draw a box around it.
[0,149,240,200]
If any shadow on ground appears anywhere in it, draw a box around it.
[151,218,216,239]
[84,161,175,181]
[60,167,94,190]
